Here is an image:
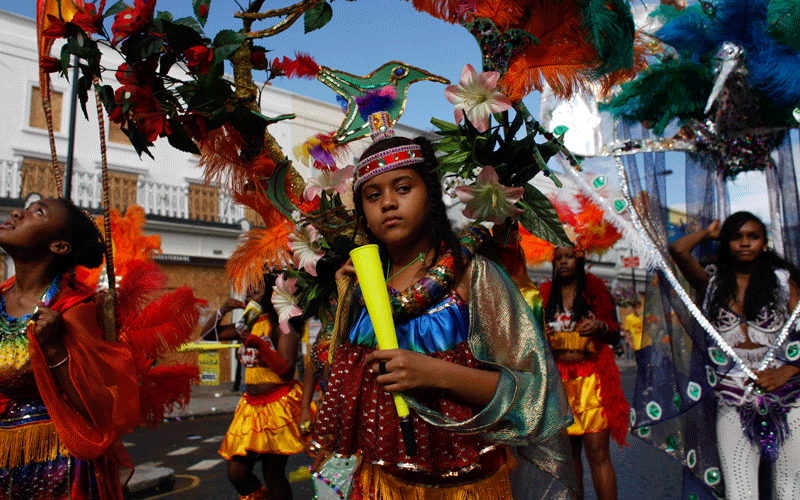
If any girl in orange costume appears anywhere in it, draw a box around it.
[200,273,303,500]
[540,246,629,500]
[0,198,140,499]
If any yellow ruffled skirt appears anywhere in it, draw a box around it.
[562,373,609,435]
[218,381,305,459]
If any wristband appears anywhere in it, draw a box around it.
[48,355,68,369]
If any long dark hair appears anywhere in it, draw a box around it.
[709,211,800,321]
[352,136,464,276]
[544,252,590,323]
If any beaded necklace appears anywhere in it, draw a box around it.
[383,224,489,321]
[0,275,62,337]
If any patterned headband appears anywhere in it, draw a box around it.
[353,112,424,191]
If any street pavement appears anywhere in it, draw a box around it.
[124,359,684,500]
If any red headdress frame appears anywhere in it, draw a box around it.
[353,112,424,191]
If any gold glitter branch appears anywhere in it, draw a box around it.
[235,0,323,39]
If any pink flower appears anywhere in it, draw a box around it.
[303,164,354,201]
[271,273,302,334]
[455,166,524,225]
[288,223,325,277]
[444,64,512,133]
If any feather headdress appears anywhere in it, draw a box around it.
[411,0,645,101]
[520,193,622,265]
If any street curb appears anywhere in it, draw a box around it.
[124,465,176,499]
[165,390,242,420]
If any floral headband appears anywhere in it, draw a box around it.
[353,112,424,191]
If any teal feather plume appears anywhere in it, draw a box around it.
[769,0,800,51]
[600,58,713,134]
[581,0,636,75]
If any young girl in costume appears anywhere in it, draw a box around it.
[201,273,303,500]
[540,246,628,500]
[0,198,140,499]
[311,113,573,499]
[669,212,800,500]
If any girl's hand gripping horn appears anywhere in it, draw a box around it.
[349,244,417,457]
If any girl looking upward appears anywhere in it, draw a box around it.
[0,198,140,499]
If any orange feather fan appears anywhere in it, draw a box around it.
[226,226,293,295]
[574,194,622,255]
[75,205,161,290]
[497,0,605,101]
[225,167,314,295]
[409,0,462,22]
[519,225,556,266]
[519,193,621,265]
[200,122,297,293]
[410,0,647,101]
[198,123,257,195]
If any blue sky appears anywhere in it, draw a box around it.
[4,0,478,133]
[6,0,794,225]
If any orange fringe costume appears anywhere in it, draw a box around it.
[219,319,305,459]
[0,277,140,499]
[540,274,629,446]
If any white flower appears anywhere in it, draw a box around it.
[303,164,355,201]
[271,273,302,334]
[288,223,325,276]
[455,166,524,225]
[444,64,513,133]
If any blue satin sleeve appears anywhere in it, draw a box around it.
[348,288,469,354]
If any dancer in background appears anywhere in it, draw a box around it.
[669,212,800,500]
[311,114,573,499]
[0,198,140,499]
[540,245,628,500]
[201,274,303,500]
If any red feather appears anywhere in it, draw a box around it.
[136,358,200,428]
[120,287,207,357]
[280,52,320,79]
[115,261,168,324]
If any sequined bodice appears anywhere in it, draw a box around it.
[0,306,37,399]
[349,288,469,353]
[704,269,791,372]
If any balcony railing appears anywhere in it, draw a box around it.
[1,159,245,225]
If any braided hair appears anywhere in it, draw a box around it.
[353,136,464,277]
[52,198,105,272]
